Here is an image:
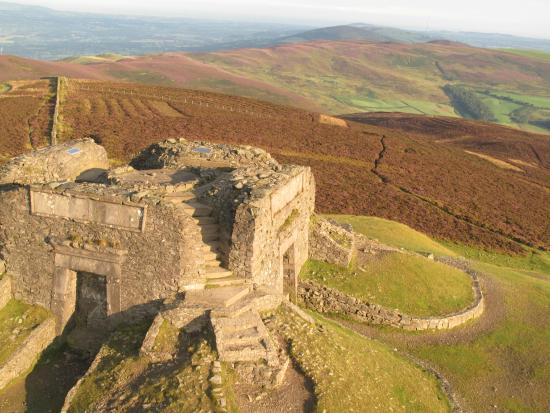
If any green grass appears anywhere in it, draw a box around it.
[326,215,457,256]
[269,307,450,412]
[301,256,474,317]
[0,83,11,94]
[440,241,550,275]
[327,214,550,276]
[500,49,550,62]
[409,263,550,412]
[0,300,50,366]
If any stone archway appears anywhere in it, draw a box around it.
[50,244,127,335]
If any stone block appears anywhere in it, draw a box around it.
[0,139,109,185]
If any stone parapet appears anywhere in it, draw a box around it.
[0,317,56,391]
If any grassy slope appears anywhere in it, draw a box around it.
[301,256,474,317]
[269,307,450,412]
[191,41,550,131]
[327,215,457,256]
[326,214,550,412]
[0,300,50,366]
[329,214,550,274]
[413,263,550,412]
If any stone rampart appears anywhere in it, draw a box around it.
[309,217,355,267]
[0,317,56,391]
[299,259,484,330]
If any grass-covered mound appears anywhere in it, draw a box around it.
[267,307,450,412]
[328,214,550,274]
[0,300,50,366]
[301,255,474,317]
[326,215,457,257]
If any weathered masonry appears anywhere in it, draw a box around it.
[0,138,315,336]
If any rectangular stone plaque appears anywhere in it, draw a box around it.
[30,191,146,232]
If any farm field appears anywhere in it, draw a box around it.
[46,79,548,254]
[325,215,550,413]
[0,79,55,162]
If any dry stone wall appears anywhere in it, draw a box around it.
[309,217,355,267]
[0,317,56,391]
[299,259,484,331]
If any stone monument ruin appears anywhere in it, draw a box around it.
[0,138,315,372]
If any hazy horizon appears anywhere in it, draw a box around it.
[5,0,550,40]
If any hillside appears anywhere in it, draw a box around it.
[1,40,550,133]
[1,78,545,254]
[192,41,550,132]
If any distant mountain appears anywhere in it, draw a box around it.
[283,24,550,51]
[0,1,308,60]
[282,24,430,44]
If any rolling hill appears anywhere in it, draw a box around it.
[2,78,547,255]
[2,39,549,133]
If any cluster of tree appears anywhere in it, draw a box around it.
[510,106,535,124]
[443,84,496,122]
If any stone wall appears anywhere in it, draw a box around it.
[0,184,205,327]
[309,217,355,267]
[228,166,315,292]
[195,162,315,293]
[0,139,109,185]
[0,317,56,391]
[298,259,484,330]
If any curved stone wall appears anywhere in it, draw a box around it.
[298,258,484,331]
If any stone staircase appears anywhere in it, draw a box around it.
[210,308,279,366]
[161,189,283,371]
[163,190,245,289]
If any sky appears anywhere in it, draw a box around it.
[9,0,550,39]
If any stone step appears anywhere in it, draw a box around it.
[201,232,220,242]
[206,276,245,288]
[164,192,196,203]
[203,251,222,261]
[198,223,220,235]
[194,216,217,225]
[219,342,267,363]
[202,241,221,252]
[211,294,255,319]
[212,311,261,333]
[185,285,251,308]
[180,201,213,217]
[222,327,262,347]
[204,268,233,279]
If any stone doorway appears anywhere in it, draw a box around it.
[282,244,298,302]
[74,272,108,330]
[50,244,126,337]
